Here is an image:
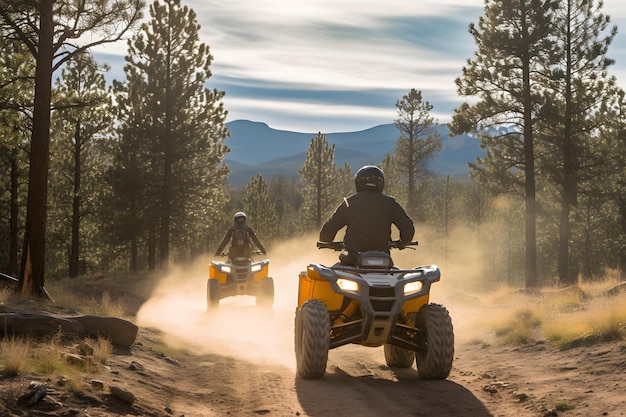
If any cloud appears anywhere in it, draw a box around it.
[93,0,626,132]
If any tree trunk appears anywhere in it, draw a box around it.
[148,226,156,271]
[521,4,537,288]
[18,0,54,299]
[10,147,19,277]
[617,198,626,279]
[558,199,572,284]
[69,121,82,278]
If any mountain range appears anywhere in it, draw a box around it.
[223,120,483,186]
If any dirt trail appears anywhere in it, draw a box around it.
[2,241,626,416]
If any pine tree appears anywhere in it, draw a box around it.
[394,89,442,220]
[114,0,229,269]
[380,154,404,205]
[0,0,144,297]
[298,132,337,230]
[539,0,618,284]
[336,163,353,198]
[268,175,301,238]
[0,37,32,277]
[49,52,112,278]
[242,174,279,245]
[449,0,557,287]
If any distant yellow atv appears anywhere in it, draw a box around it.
[295,241,454,379]
[208,251,273,310]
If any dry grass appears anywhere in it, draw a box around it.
[0,332,113,394]
[0,287,11,304]
[473,272,626,348]
[32,331,67,375]
[91,337,113,364]
[491,308,542,345]
[45,280,125,317]
[1,275,124,388]
[0,337,31,377]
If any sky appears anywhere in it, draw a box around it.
[94,0,626,133]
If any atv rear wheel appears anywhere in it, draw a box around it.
[414,303,454,379]
[383,343,415,368]
[207,278,220,310]
[294,299,329,379]
[256,277,274,308]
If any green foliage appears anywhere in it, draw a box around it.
[242,174,279,244]
[0,0,625,292]
[109,0,229,269]
[298,133,339,230]
[394,88,442,220]
[47,52,113,278]
[0,37,33,276]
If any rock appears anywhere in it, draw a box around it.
[515,392,528,402]
[74,315,139,347]
[0,306,139,347]
[64,353,90,368]
[129,360,144,371]
[25,381,47,406]
[109,385,136,405]
[91,380,105,389]
[79,341,95,356]
[600,282,626,297]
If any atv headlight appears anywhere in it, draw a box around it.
[404,280,423,296]
[337,278,359,292]
[251,264,262,272]
[220,265,232,273]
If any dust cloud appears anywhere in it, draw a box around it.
[136,227,489,366]
[136,234,335,370]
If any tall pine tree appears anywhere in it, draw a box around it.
[394,89,442,220]
[0,0,144,297]
[539,0,618,284]
[450,0,557,287]
[298,133,337,230]
[113,0,229,270]
[49,52,112,278]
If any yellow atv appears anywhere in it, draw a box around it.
[295,241,454,379]
[208,251,273,310]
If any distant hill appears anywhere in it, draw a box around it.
[223,120,483,186]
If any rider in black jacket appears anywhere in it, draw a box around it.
[319,165,415,265]
[215,212,266,260]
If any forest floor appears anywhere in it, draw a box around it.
[1,246,625,417]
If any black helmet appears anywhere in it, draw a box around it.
[355,165,384,193]
[234,211,247,224]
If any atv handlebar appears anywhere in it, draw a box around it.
[214,251,266,257]
[317,240,418,252]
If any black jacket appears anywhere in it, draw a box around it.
[215,224,266,255]
[319,190,414,253]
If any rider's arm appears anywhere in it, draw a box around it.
[215,228,233,254]
[392,200,415,244]
[319,199,349,242]
[248,227,266,253]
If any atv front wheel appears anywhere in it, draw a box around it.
[294,299,329,379]
[207,278,220,310]
[414,303,454,379]
[256,277,274,308]
[383,343,415,368]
